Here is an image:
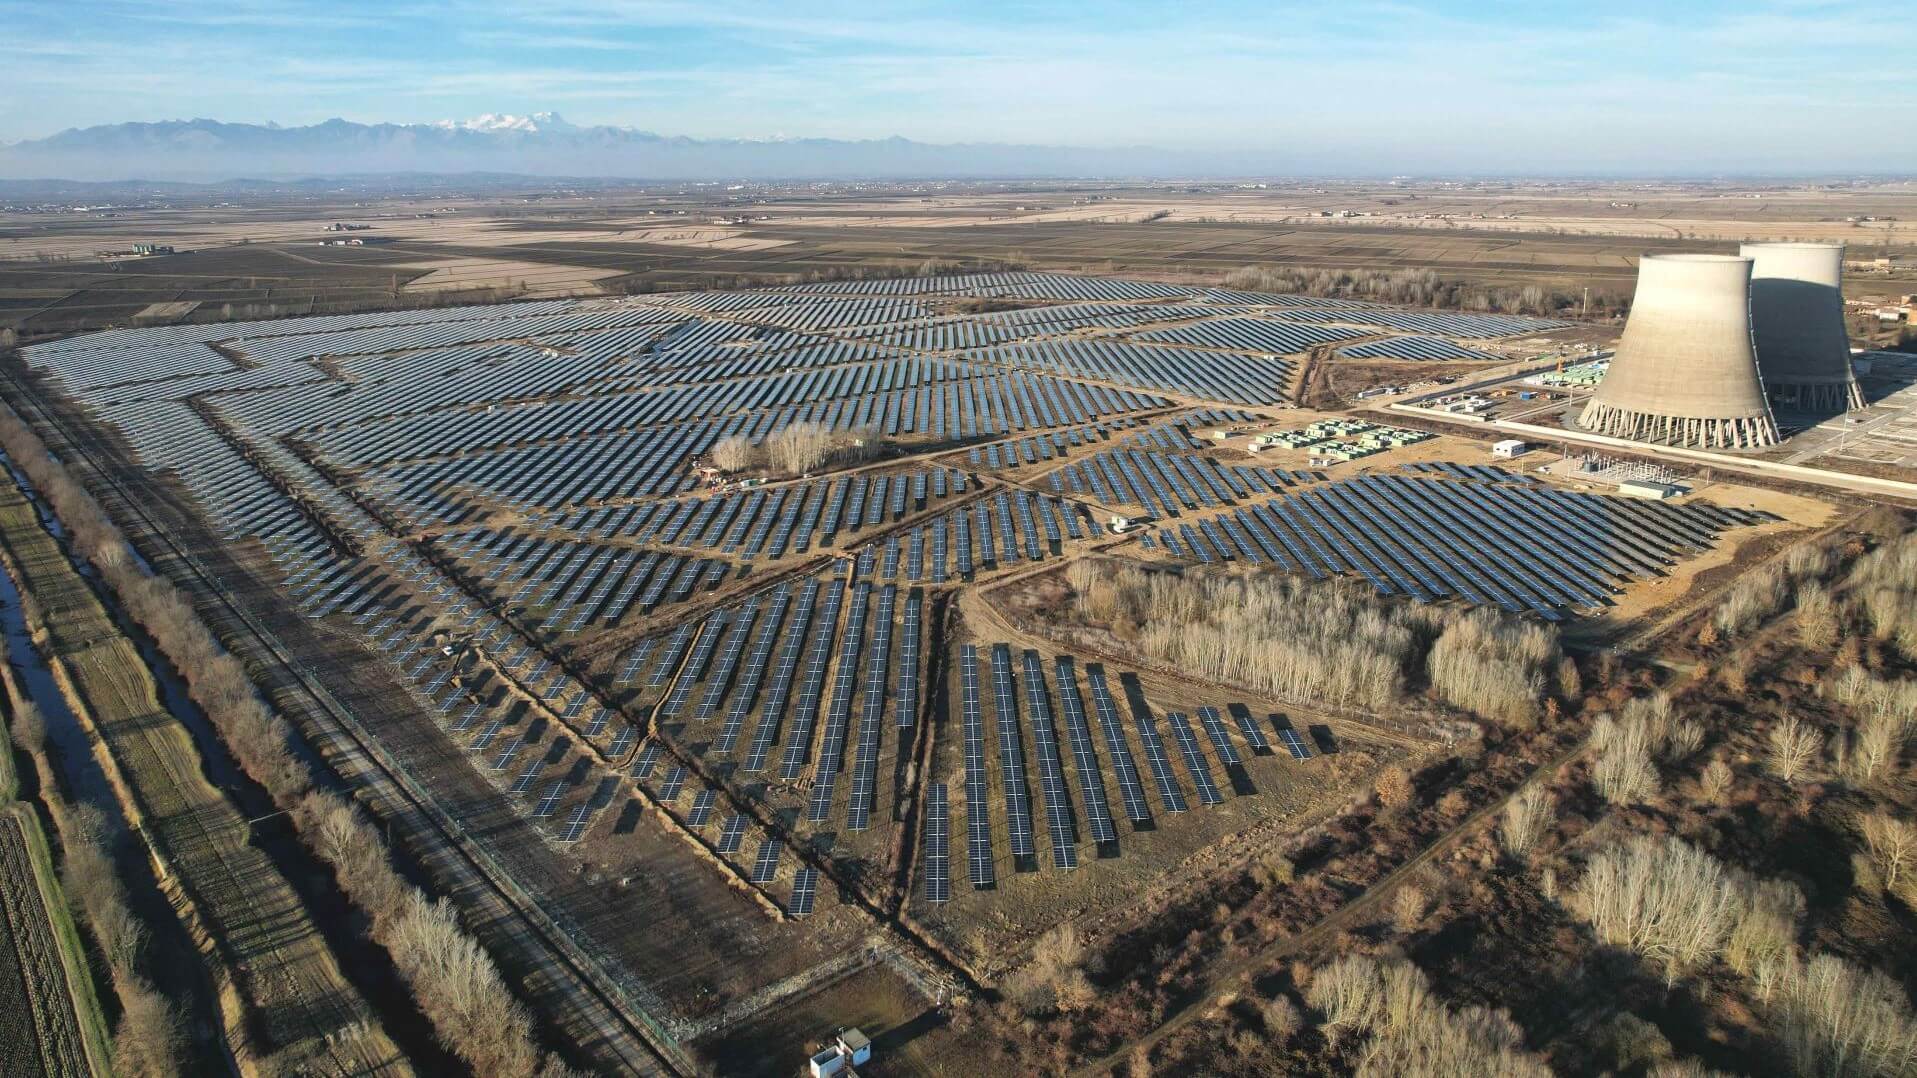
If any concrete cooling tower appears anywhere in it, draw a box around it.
[1741,241,1864,413]
[1579,253,1779,449]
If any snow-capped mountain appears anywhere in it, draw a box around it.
[0,114,1193,182]
[433,112,579,134]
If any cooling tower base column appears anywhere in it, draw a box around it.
[1578,400,1781,450]
[1770,381,1866,413]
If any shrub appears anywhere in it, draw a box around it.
[1262,993,1301,1040]
[1375,765,1414,811]
[1004,925,1095,1016]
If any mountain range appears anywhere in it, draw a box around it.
[0,113,1212,183]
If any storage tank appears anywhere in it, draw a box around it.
[1741,241,1864,412]
[1578,253,1779,449]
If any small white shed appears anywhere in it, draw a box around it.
[1618,479,1683,500]
[1491,439,1529,459]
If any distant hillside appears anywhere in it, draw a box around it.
[0,113,1209,182]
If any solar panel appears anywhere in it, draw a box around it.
[686,788,716,826]
[715,585,792,752]
[1052,657,1117,844]
[779,580,846,779]
[1020,650,1077,869]
[608,724,636,757]
[509,751,549,794]
[1196,706,1243,766]
[789,867,819,917]
[656,765,688,802]
[806,581,870,820]
[557,799,599,842]
[743,579,819,771]
[716,814,748,854]
[658,610,729,716]
[894,590,921,728]
[845,585,895,831]
[1132,712,1189,813]
[694,596,762,720]
[1164,712,1225,805]
[923,783,952,902]
[533,779,568,818]
[489,736,526,772]
[1277,724,1314,761]
[959,645,996,887]
[631,740,662,779]
[1233,710,1273,754]
[1086,665,1151,823]
[989,644,1037,860]
[750,836,782,883]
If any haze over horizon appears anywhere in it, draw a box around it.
[4,0,1914,178]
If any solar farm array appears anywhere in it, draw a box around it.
[13,273,1630,930]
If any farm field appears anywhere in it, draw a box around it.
[6,180,1912,340]
[0,806,100,1078]
[3,265,1890,1074]
[0,470,408,1074]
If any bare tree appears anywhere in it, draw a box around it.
[707,434,757,473]
[1499,784,1555,859]
[1426,609,1558,728]
[1772,953,1917,1077]
[1570,835,1748,987]
[1767,717,1823,784]
[1592,714,1660,805]
[1726,878,1802,977]
[1304,955,1552,1075]
[1796,583,1840,651]
[766,421,834,474]
[1392,885,1429,933]
[1698,757,1735,805]
[1860,813,1917,893]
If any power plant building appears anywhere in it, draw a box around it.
[1578,253,1780,450]
[1741,241,1864,413]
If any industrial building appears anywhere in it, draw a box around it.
[1742,242,1865,413]
[1578,253,1780,450]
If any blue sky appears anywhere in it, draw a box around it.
[1,0,1910,172]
